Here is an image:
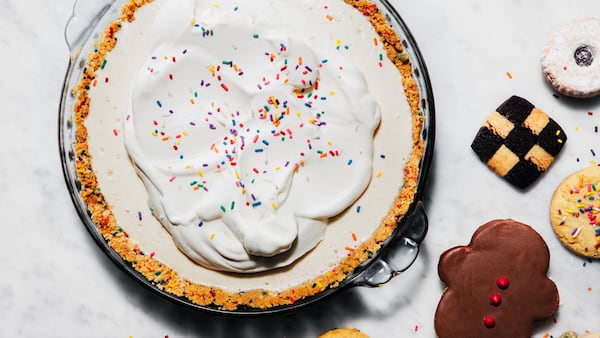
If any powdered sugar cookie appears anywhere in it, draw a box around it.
[550,166,600,258]
[541,18,600,98]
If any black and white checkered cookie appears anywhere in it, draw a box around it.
[471,96,567,189]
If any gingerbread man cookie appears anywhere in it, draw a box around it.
[434,219,559,338]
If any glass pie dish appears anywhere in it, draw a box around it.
[58,0,435,315]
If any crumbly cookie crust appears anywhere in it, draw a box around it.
[72,0,425,311]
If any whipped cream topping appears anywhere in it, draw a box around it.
[122,0,381,272]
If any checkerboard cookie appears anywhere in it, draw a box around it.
[471,96,567,189]
[550,166,600,258]
[542,18,600,98]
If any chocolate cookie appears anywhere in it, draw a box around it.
[471,95,566,189]
[542,18,600,98]
[434,219,559,338]
[550,166,600,258]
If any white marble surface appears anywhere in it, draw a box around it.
[2,0,600,337]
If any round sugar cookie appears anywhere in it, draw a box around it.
[550,166,600,258]
[541,18,600,98]
[319,328,369,338]
[560,332,600,338]
[560,333,579,338]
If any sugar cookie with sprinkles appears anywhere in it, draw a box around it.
[471,95,567,189]
[550,166,600,258]
[541,18,600,98]
[319,328,370,338]
[560,332,600,338]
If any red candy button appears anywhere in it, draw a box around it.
[496,277,510,289]
[483,315,496,328]
[489,292,502,306]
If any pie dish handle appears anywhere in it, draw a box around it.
[65,0,115,55]
[353,201,428,287]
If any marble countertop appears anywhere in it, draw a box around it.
[2,0,600,336]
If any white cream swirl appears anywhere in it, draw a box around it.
[123,0,381,272]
